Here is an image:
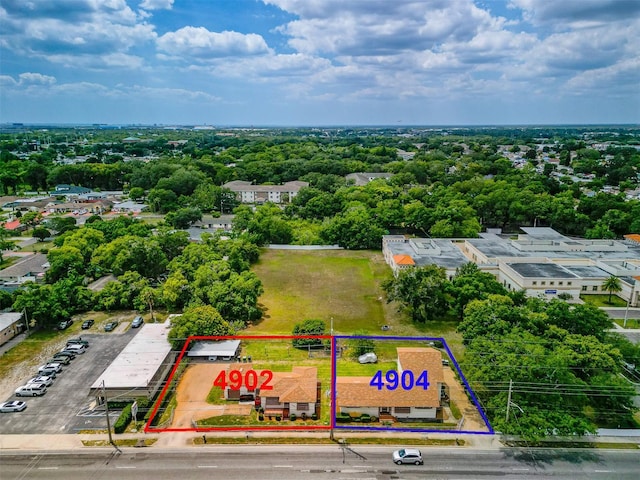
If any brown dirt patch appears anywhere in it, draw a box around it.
[172,363,252,428]
[444,366,489,432]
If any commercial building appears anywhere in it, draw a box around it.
[0,312,25,346]
[383,227,640,305]
[90,320,174,401]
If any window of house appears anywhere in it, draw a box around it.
[541,281,546,286]
[559,282,563,286]
[582,285,587,291]
[296,403,309,411]
[567,282,572,286]
[593,286,598,291]
[394,407,411,414]
[265,397,281,406]
[550,282,554,285]
[532,281,537,285]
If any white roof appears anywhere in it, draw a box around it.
[91,320,172,390]
[187,340,240,357]
[0,312,23,330]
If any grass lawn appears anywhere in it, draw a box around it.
[249,249,463,359]
[580,294,627,308]
[249,249,393,334]
[613,318,640,329]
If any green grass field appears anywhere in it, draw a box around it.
[248,248,464,358]
[580,294,627,307]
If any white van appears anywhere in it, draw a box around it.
[15,383,47,397]
[64,343,85,354]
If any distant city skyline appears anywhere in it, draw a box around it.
[1,0,639,126]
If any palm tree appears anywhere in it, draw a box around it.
[602,276,622,304]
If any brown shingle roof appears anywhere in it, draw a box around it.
[266,366,317,403]
[336,347,443,409]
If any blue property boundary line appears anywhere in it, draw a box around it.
[332,335,494,435]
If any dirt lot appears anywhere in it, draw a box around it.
[443,366,490,432]
[172,363,252,428]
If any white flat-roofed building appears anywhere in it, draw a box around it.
[90,319,174,400]
[187,340,241,361]
[0,312,24,346]
[383,227,640,305]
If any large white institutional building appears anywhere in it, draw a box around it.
[383,227,640,306]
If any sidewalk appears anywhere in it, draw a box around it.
[3,428,639,452]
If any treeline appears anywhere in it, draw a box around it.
[7,216,262,336]
[382,262,640,436]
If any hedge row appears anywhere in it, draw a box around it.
[114,403,133,434]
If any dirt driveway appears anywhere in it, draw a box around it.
[172,363,252,428]
[443,366,490,432]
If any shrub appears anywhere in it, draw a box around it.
[114,404,133,434]
[311,413,318,420]
[336,413,351,423]
[289,413,296,421]
[360,414,371,423]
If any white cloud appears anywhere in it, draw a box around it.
[18,72,56,84]
[510,0,640,28]
[139,0,174,10]
[0,0,155,66]
[157,27,271,59]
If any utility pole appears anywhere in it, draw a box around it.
[505,379,513,423]
[102,381,122,453]
[22,308,30,337]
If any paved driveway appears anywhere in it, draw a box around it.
[0,328,137,434]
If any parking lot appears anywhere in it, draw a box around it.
[0,326,138,434]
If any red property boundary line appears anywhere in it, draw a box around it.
[145,335,335,433]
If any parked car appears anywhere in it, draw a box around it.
[57,319,73,330]
[50,355,70,365]
[131,316,144,328]
[67,337,89,347]
[358,352,378,364]
[63,343,85,354]
[104,321,119,332]
[81,319,95,329]
[54,351,76,361]
[15,383,47,397]
[27,375,54,387]
[38,362,62,374]
[0,401,27,412]
[392,448,423,465]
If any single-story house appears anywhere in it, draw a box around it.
[187,340,241,361]
[336,347,445,422]
[345,172,393,186]
[0,312,25,346]
[261,366,318,418]
[111,201,148,213]
[0,253,49,288]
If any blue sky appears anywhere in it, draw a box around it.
[1,0,638,125]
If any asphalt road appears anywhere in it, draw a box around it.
[1,446,638,480]
[0,327,137,434]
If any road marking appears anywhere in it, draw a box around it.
[273,465,293,468]
[197,465,218,468]
[512,468,530,471]
[38,467,59,470]
[595,470,612,473]
[115,466,136,469]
